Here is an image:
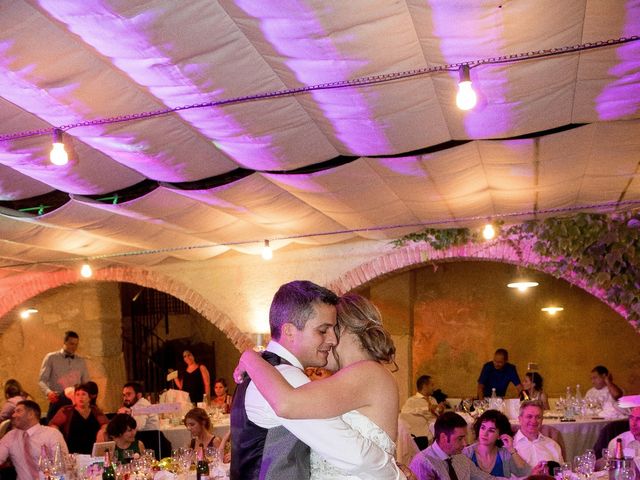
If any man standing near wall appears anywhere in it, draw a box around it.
[477,348,522,400]
[38,331,90,422]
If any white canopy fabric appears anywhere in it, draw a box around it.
[0,0,639,280]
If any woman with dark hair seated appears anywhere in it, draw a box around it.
[49,383,109,454]
[106,413,145,463]
[463,409,531,478]
[520,372,550,410]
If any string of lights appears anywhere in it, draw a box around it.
[0,35,637,142]
[1,198,638,271]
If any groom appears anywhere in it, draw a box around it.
[231,280,401,480]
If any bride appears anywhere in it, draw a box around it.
[237,293,407,479]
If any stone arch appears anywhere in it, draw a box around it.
[0,266,252,350]
[327,239,634,328]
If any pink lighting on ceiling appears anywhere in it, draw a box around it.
[595,4,640,120]
[234,0,394,155]
[32,0,310,172]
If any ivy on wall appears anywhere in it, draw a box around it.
[394,212,640,323]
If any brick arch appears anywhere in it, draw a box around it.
[327,239,635,328]
[0,266,252,350]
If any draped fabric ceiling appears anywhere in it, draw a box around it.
[0,0,639,283]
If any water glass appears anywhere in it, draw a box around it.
[601,449,611,469]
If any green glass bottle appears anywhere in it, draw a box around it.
[102,450,116,480]
[196,443,210,480]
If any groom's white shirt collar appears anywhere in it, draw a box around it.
[265,340,304,370]
[430,439,450,460]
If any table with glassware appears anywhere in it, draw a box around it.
[159,414,231,451]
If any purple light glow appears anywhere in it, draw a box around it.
[31,0,317,171]
[234,0,396,154]
[595,0,640,121]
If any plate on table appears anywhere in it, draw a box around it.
[618,394,640,408]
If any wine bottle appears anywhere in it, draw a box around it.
[608,438,626,480]
[102,450,116,480]
[196,443,210,480]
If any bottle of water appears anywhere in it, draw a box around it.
[564,386,575,419]
[490,388,498,409]
[575,384,584,416]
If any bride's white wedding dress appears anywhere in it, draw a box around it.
[310,410,397,479]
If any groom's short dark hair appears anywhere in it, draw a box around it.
[269,280,339,340]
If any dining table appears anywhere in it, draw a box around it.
[159,414,231,451]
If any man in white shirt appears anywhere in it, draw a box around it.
[117,382,159,431]
[401,375,444,449]
[231,280,402,480]
[513,400,563,469]
[607,406,640,458]
[38,330,90,421]
[585,365,625,417]
[0,400,68,480]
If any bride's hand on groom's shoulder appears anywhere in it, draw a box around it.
[397,462,416,479]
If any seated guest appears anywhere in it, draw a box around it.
[117,382,159,431]
[184,407,222,450]
[607,406,640,458]
[520,372,550,410]
[409,411,496,480]
[211,378,233,414]
[0,379,30,421]
[477,348,523,400]
[106,413,145,463]
[402,375,445,450]
[49,383,109,454]
[463,409,531,477]
[585,365,625,417]
[0,400,68,479]
[85,381,99,406]
[513,401,563,469]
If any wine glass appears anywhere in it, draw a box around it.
[620,465,637,480]
[583,449,596,476]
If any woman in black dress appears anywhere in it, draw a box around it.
[174,350,211,404]
[49,383,109,454]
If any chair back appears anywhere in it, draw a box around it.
[0,420,11,440]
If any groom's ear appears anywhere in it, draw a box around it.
[281,322,296,341]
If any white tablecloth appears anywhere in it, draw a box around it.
[159,417,231,451]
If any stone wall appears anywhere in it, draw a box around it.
[0,282,126,413]
[365,262,640,400]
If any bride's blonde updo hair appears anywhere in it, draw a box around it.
[335,294,396,366]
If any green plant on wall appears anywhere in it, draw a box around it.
[394,212,640,324]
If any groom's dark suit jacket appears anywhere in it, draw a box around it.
[230,351,310,480]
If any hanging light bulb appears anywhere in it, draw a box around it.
[20,308,38,319]
[80,262,93,278]
[456,65,477,110]
[261,239,273,260]
[482,223,496,240]
[541,306,564,315]
[50,129,69,166]
[507,281,539,292]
